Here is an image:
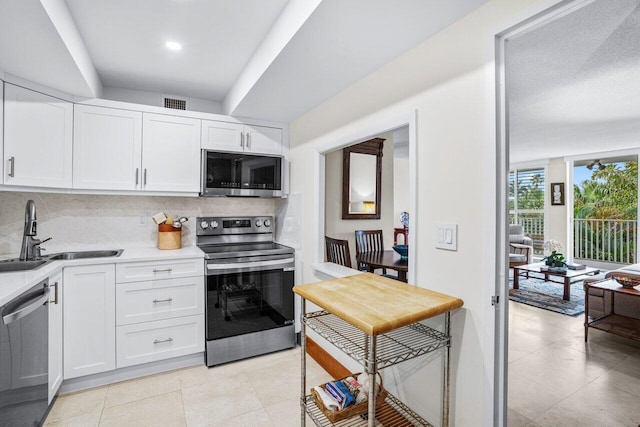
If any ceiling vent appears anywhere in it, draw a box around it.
[163,96,187,110]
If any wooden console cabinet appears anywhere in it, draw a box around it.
[584,279,640,342]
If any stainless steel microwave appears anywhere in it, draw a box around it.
[200,150,283,197]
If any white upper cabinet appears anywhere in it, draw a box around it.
[244,124,283,155]
[201,120,282,156]
[142,113,201,192]
[73,105,143,190]
[201,120,244,152]
[3,84,73,188]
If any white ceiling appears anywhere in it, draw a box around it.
[0,0,488,123]
[507,0,640,164]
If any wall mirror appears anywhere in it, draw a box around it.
[342,137,384,219]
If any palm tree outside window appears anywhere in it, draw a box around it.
[509,168,545,255]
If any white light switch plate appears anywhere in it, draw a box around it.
[435,222,457,251]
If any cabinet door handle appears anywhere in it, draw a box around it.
[143,168,148,186]
[52,282,59,305]
[246,132,251,149]
[153,337,173,344]
[240,132,244,148]
[135,168,139,186]
[8,156,15,177]
[152,268,172,274]
[153,297,173,304]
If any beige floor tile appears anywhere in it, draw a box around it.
[210,408,274,427]
[45,386,107,423]
[264,399,314,427]
[508,370,566,421]
[534,378,640,427]
[507,408,533,427]
[182,373,263,425]
[104,370,181,408]
[248,356,303,407]
[509,354,595,398]
[99,391,185,427]
[43,412,101,427]
[509,328,554,355]
[530,342,618,379]
[594,357,640,398]
[177,364,231,389]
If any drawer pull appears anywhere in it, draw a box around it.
[153,298,173,304]
[153,337,173,344]
[153,268,173,274]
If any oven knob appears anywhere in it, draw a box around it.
[200,220,209,229]
[210,221,219,229]
[263,219,271,227]
[255,219,263,227]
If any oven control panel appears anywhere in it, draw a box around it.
[196,216,273,235]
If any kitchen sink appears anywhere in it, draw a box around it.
[45,249,123,260]
[0,249,124,273]
[0,259,48,272]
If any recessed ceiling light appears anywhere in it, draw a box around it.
[165,41,182,51]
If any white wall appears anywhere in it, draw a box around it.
[288,0,548,424]
[102,86,224,115]
[394,156,410,230]
[0,192,275,256]
[547,158,569,255]
[324,133,395,267]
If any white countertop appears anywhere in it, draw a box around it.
[0,245,204,306]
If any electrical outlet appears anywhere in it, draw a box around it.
[138,213,147,226]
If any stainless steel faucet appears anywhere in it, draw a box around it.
[19,200,51,261]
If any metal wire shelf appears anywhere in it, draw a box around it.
[303,311,449,370]
[303,392,433,426]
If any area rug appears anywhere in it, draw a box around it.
[508,273,585,316]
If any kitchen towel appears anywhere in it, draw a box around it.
[313,386,339,412]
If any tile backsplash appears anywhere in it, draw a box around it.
[0,192,277,256]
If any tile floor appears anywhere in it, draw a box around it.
[44,348,331,427]
[508,301,640,427]
[45,303,640,427]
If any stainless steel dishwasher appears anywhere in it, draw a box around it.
[0,278,50,426]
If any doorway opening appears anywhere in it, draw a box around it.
[498,0,640,425]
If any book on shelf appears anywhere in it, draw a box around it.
[565,262,586,270]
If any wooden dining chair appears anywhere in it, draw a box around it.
[354,230,386,273]
[325,236,352,268]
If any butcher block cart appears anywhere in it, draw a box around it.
[293,273,464,426]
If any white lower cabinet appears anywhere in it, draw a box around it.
[63,264,116,379]
[48,271,63,404]
[116,276,204,325]
[116,315,203,368]
[115,258,204,369]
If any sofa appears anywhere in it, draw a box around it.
[584,264,640,319]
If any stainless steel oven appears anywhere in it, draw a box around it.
[197,217,295,366]
[200,151,283,197]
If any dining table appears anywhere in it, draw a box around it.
[356,250,408,282]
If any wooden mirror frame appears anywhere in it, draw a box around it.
[342,137,384,220]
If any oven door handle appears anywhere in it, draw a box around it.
[3,287,50,325]
[207,257,295,271]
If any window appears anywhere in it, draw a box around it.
[509,167,545,255]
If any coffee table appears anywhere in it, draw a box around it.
[513,262,600,301]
